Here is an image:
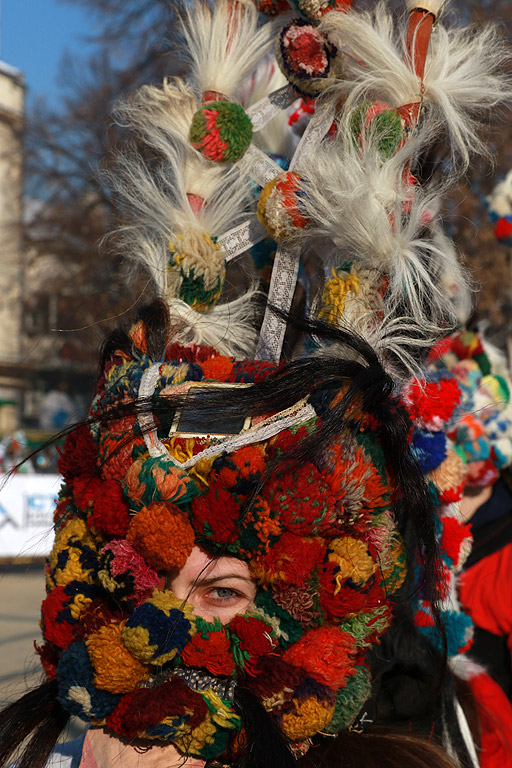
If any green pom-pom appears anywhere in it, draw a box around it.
[190,101,253,163]
[323,665,372,733]
[350,101,404,160]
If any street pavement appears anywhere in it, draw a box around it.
[0,562,84,741]
[0,561,46,705]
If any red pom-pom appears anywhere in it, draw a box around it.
[428,336,453,362]
[439,482,465,504]
[403,378,462,428]
[106,678,206,740]
[283,626,357,688]
[87,479,131,538]
[319,561,387,619]
[252,532,325,586]
[181,629,235,676]
[191,485,241,545]
[34,641,59,680]
[264,464,337,535]
[200,355,235,381]
[57,425,97,486]
[215,445,267,491]
[441,516,472,571]
[230,615,275,674]
[494,216,512,245]
[41,587,77,649]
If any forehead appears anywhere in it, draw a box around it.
[179,545,251,581]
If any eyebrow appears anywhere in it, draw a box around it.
[194,573,254,586]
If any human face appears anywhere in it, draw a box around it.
[169,545,256,623]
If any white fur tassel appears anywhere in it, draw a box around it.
[181,0,275,99]
[166,289,261,359]
[320,3,512,170]
[113,79,224,199]
[108,76,257,358]
[297,128,470,361]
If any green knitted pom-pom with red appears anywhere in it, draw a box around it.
[190,101,253,163]
[350,101,404,161]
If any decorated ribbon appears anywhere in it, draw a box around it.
[256,103,336,362]
[246,82,298,131]
[218,216,268,261]
[137,363,316,467]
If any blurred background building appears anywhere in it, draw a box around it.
[0,62,24,437]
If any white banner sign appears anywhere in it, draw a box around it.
[0,474,60,558]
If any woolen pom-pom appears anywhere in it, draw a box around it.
[276,20,336,97]
[181,629,235,676]
[126,502,194,572]
[41,583,93,649]
[87,478,132,538]
[495,215,512,246]
[98,539,160,606]
[190,102,253,163]
[283,626,356,688]
[289,0,352,22]
[280,696,335,741]
[255,0,291,15]
[167,231,225,312]
[257,171,308,241]
[123,455,197,512]
[57,424,98,487]
[350,101,404,160]
[106,677,207,741]
[122,591,196,665]
[57,640,120,719]
[87,621,148,693]
[191,485,241,548]
[403,378,462,429]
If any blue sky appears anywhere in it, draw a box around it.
[1,0,95,107]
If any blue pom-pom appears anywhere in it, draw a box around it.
[412,430,447,472]
[126,603,192,661]
[57,641,119,720]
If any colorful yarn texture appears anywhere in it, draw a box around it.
[41,332,408,759]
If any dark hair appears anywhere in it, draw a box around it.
[300,729,462,768]
[0,682,69,768]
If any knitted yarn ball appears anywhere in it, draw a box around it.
[276,19,337,97]
[350,101,404,161]
[255,0,291,15]
[289,0,352,22]
[166,231,226,312]
[494,215,512,246]
[190,101,253,163]
[98,540,160,607]
[257,171,309,241]
[126,502,195,572]
[486,170,512,245]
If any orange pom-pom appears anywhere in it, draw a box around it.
[87,621,148,693]
[201,356,234,381]
[127,502,194,572]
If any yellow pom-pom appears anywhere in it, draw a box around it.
[328,536,377,592]
[48,518,98,589]
[280,697,335,741]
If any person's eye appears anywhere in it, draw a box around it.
[204,586,242,605]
